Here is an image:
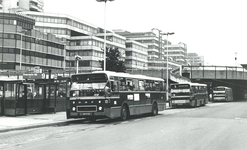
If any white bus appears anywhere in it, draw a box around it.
[67,71,166,121]
[170,82,208,108]
[212,86,233,102]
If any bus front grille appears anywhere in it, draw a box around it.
[77,105,97,112]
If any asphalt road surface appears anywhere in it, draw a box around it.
[1,100,247,150]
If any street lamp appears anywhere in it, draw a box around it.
[96,0,114,71]
[161,32,174,104]
[75,55,82,74]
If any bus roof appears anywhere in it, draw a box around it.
[213,86,231,89]
[171,82,207,87]
[0,78,23,82]
[73,71,164,82]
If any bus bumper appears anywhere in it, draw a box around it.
[67,111,106,119]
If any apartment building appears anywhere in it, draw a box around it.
[114,30,164,69]
[1,2,189,72]
[114,30,186,71]
[0,12,65,71]
[1,0,43,12]
[125,39,148,71]
[22,11,126,71]
[187,52,204,66]
[166,42,187,65]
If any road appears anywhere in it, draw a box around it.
[1,100,247,150]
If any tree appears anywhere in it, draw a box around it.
[100,47,126,72]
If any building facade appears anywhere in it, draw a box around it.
[114,30,184,71]
[115,30,164,70]
[22,11,127,71]
[1,2,190,73]
[1,0,43,12]
[166,42,187,65]
[187,52,204,66]
[125,39,148,71]
[0,12,65,71]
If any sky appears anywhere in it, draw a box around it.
[44,0,247,66]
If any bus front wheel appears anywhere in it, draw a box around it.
[121,105,129,121]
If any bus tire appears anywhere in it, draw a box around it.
[192,100,197,108]
[121,104,129,121]
[202,99,206,106]
[151,103,158,116]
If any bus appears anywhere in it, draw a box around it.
[66,71,166,121]
[170,82,208,108]
[212,86,233,102]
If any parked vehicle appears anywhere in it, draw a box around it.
[170,82,208,108]
[67,71,166,121]
[212,86,233,102]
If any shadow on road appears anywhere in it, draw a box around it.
[66,113,160,125]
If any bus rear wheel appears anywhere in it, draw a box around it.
[151,103,158,116]
[192,100,197,108]
[121,105,128,121]
[202,99,206,106]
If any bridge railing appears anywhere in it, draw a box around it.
[182,66,247,80]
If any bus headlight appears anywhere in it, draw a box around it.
[72,101,75,104]
[99,106,102,111]
[98,100,101,104]
[72,107,76,111]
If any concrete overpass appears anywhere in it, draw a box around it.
[182,66,247,100]
[129,65,247,100]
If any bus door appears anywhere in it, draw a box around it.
[16,83,27,115]
[0,83,3,116]
[126,78,141,115]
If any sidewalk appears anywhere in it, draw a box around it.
[0,112,72,133]
[0,103,172,133]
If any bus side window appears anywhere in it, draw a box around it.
[132,79,138,91]
[111,77,119,92]
[191,86,195,93]
[151,81,156,91]
[160,81,165,91]
[154,81,160,91]
[119,78,127,91]
[145,80,151,91]
[126,78,138,91]
[139,80,145,91]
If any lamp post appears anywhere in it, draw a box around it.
[75,55,82,74]
[61,41,69,70]
[96,0,114,71]
[161,32,174,103]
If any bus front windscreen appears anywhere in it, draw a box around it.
[70,82,108,97]
[171,84,190,95]
[171,84,190,89]
[213,88,225,91]
[71,73,108,83]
